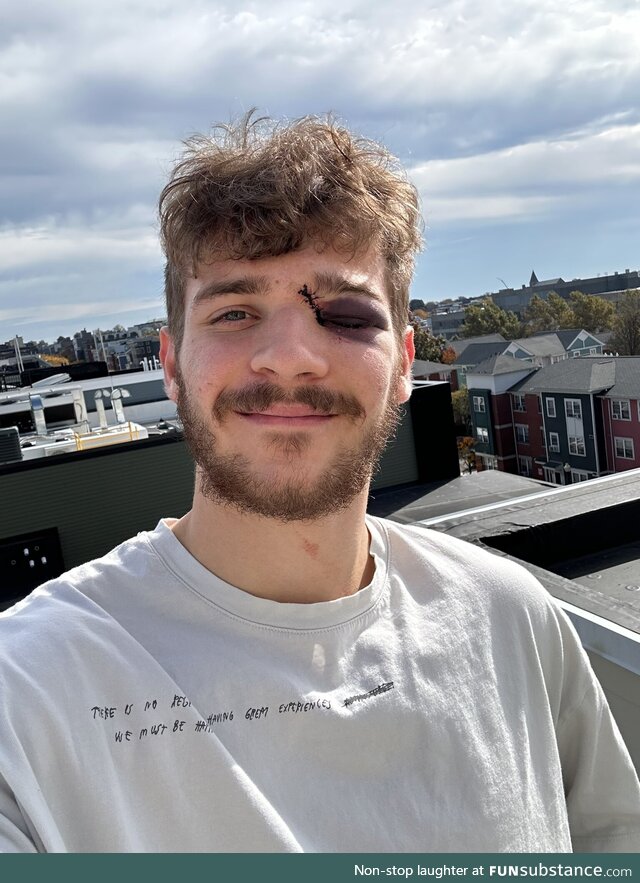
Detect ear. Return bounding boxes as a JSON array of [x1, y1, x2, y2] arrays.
[[159, 326, 179, 402], [395, 325, 415, 404]]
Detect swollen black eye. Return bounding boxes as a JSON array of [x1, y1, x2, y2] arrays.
[[321, 315, 372, 330]]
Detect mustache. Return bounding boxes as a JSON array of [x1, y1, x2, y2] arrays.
[[212, 383, 365, 421]]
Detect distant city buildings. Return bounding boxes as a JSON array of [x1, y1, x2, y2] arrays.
[[492, 268, 640, 318], [423, 266, 640, 339], [1, 319, 166, 388]]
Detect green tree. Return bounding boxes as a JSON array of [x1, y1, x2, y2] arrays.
[[610, 290, 640, 355], [568, 291, 615, 333], [411, 321, 451, 362], [523, 295, 557, 333], [524, 292, 575, 333], [451, 389, 471, 432], [461, 298, 521, 338]]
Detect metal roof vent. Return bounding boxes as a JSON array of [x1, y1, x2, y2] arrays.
[[0, 427, 22, 464], [29, 394, 47, 436]]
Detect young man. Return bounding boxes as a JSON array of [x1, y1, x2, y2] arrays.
[[0, 115, 639, 853]]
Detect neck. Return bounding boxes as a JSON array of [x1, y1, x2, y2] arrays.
[[170, 489, 375, 604]]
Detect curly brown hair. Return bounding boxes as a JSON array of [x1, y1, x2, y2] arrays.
[[159, 112, 422, 347]]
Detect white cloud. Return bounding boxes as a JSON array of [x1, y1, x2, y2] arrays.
[[0, 295, 164, 326], [412, 123, 640, 223], [0, 222, 160, 274], [2, 0, 640, 338]]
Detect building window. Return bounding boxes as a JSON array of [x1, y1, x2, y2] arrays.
[[572, 471, 589, 482], [615, 437, 634, 459], [611, 400, 631, 421], [512, 394, 525, 413], [565, 399, 582, 420], [568, 436, 586, 456], [515, 424, 529, 445], [518, 456, 532, 476], [472, 395, 485, 413], [546, 398, 556, 418], [548, 432, 560, 453], [543, 467, 562, 485], [476, 427, 489, 444]]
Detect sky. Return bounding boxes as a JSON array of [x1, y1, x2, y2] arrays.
[[1, 0, 640, 343]]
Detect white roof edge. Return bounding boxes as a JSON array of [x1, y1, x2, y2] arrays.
[[559, 599, 640, 675]]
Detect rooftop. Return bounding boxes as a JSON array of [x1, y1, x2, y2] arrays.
[[468, 353, 533, 376], [510, 358, 616, 394]]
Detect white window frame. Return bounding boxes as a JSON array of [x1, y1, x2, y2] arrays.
[[543, 467, 561, 485], [614, 437, 634, 459], [548, 432, 560, 453], [611, 399, 631, 421], [512, 394, 525, 413], [518, 456, 532, 476], [472, 395, 485, 413], [565, 399, 582, 420], [568, 436, 586, 456], [515, 424, 529, 445], [476, 427, 489, 444], [546, 398, 556, 418], [572, 470, 589, 483]]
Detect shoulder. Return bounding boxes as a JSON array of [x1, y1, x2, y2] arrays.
[[371, 515, 553, 611], [0, 524, 164, 666], [371, 515, 595, 711], [371, 518, 609, 736]]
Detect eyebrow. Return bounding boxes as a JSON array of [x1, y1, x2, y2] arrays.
[[191, 275, 271, 308], [190, 269, 383, 308], [312, 271, 384, 303]]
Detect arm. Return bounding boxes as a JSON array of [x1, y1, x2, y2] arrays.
[[554, 614, 640, 852], [0, 774, 39, 853]]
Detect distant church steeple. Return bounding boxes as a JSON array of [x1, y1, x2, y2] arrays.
[[529, 270, 539, 287]]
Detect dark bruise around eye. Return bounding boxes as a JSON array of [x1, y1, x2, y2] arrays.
[[320, 299, 389, 331], [298, 285, 388, 332]]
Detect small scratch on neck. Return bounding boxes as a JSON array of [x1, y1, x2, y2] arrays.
[[302, 538, 319, 559]]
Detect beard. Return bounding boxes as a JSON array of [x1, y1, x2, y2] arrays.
[[175, 366, 402, 523]]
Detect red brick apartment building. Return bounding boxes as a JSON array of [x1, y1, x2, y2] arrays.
[[468, 356, 640, 484]]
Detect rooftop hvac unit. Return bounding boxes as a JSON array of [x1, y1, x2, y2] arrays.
[[0, 426, 22, 464]]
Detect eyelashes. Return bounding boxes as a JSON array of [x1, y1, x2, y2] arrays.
[[297, 285, 389, 333], [317, 312, 378, 331], [315, 304, 389, 334], [208, 297, 389, 334]]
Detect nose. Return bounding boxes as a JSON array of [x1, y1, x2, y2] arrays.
[[250, 306, 330, 382]]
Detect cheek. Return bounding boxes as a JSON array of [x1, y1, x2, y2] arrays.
[[357, 348, 398, 398], [180, 336, 242, 395]]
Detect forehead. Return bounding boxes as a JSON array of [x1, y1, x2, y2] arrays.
[[184, 244, 392, 305]]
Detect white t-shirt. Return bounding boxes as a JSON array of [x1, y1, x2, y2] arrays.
[[0, 517, 638, 853]]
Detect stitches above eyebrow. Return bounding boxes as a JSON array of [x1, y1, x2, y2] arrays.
[[298, 284, 326, 326]]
